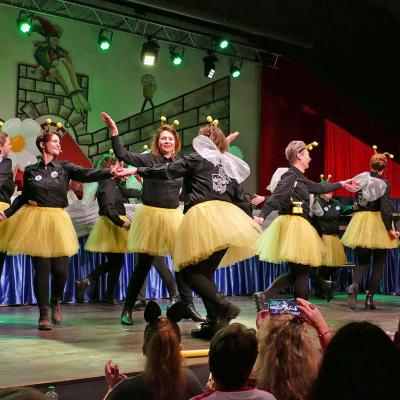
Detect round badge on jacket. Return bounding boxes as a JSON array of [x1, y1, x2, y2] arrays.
[[35, 175, 42, 181], [51, 171, 59, 179]]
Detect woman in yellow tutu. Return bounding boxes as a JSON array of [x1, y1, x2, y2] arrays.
[[0, 122, 122, 330], [0, 130, 15, 280], [105, 112, 204, 325], [75, 150, 140, 304], [342, 148, 400, 310], [254, 140, 357, 311], [124, 117, 261, 340], [310, 174, 355, 301]]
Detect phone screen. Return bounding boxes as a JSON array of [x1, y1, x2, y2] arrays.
[[268, 299, 302, 316]]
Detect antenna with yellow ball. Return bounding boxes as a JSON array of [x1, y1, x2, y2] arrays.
[[305, 141, 318, 151]]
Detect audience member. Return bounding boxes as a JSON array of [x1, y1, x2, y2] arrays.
[[191, 323, 276, 400], [104, 301, 203, 400], [309, 321, 400, 400]]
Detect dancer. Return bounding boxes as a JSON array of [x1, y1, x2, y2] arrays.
[[0, 131, 15, 279], [342, 147, 399, 310], [253, 140, 358, 311], [124, 116, 261, 339], [105, 112, 204, 325], [310, 174, 355, 301], [75, 151, 140, 304], [0, 124, 124, 330]]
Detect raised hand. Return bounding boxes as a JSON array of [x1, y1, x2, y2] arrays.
[[226, 131, 240, 144], [104, 360, 127, 389], [101, 112, 119, 136], [113, 167, 137, 179]]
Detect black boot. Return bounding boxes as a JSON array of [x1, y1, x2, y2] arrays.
[[365, 293, 376, 310], [50, 298, 62, 325], [132, 299, 146, 310], [191, 319, 219, 340], [253, 291, 270, 313], [191, 300, 218, 339], [75, 278, 90, 303], [120, 304, 133, 325], [38, 305, 52, 331], [215, 294, 240, 326], [347, 283, 359, 310], [321, 280, 335, 303], [182, 302, 206, 322]]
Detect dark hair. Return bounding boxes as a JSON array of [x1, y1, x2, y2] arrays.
[[198, 125, 228, 153], [151, 124, 181, 159], [143, 317, 185, 400], [209, 323, 258, 390], [370, 153, 387, 172], [36, 131, 61, 153], [310, 321, 400, 400], [0, 132, 8, 146], [0, 387, 46, 400]]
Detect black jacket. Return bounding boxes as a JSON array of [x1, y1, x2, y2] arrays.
[[0, 157, 15, 204], [259, 166, 342, 222]]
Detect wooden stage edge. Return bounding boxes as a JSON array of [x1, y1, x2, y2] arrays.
[[0, 295, 399, 391]]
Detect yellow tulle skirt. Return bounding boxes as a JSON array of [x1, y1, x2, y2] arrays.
[[0, 204, 79, 257], [341, 211, 399, 249], [0, 202, 9, 211], [257, 215, 323, 267], [128, 205, 183, 256], [321, 234, 347, 267], [173, 200, 261, 270], [85, 216, 129, 253]]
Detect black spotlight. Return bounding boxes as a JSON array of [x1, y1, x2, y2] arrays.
[[203, 53, 218, 78], [141, 37, 160, 66]]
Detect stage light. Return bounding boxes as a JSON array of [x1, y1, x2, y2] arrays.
[[16, 11, 33, 34], [98, 29, 113, 51], [170, 46, 184, 67], [230, 60, 243, 78], [217, 38, 229, 50], [141, 37, 160, 66], [203, 53, 218, 78]]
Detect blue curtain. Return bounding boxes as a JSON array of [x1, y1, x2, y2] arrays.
[[1, 235, 399, 305]]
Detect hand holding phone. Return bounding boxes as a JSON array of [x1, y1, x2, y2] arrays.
[[268, 299, 303, 317]]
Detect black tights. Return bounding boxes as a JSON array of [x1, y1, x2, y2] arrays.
[[264, 262, 311, 300], [87, 253, 124, 299], [353, 248, 387, 294], [0, 252, 6, 280], [124, 254, 178, 307], [180, 249, 227, 319], [32, 257, 68, 305]]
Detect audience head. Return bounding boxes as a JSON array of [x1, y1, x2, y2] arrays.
[[142, 301, 185, 400], [0, 387, 46, 400], [310, 321, 399, 400], [256, 315, 320, 400], [209, 323, 258, 390]]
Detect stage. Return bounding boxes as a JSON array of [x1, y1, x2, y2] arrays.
[[0, 294, 399, 398]]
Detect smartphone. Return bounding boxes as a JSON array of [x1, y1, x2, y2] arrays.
[[268, 299, 302, 316]]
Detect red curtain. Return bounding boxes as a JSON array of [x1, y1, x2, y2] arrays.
[[259, 57, 399, 197], [324, 120, 400, 197]]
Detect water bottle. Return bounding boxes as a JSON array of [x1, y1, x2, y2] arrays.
[[44, 386, 59, 400]]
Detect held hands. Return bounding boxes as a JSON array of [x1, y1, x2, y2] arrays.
[[226, 131, 240, 144], [111, 167, 138, 179], [388, 230, 400, 240], [122, 221, 131, 231], [253, 216, 264, 225], [340, 179, 361, 192], [101, 112, 119, 136], [0, 211, 6, 221], [251, 194, 265, 206], [105, 360, 127, 390]]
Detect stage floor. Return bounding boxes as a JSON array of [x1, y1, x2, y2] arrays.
[[0, 294, 399, 389]]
